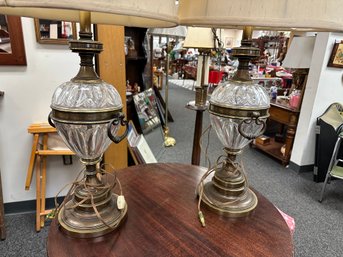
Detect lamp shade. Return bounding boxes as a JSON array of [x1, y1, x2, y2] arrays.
[[183, 27, 214, 49], [148, 26, 187, 38], [179, 0, 343, 32], [0, 0, 178, 27], [282, 36, 316, 69]]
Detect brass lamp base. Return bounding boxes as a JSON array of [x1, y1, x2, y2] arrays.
[[200, 149, 257, 217], [163, 126, 176, 147], [58, 164, 127, 238]]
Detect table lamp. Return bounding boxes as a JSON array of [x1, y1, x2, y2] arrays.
[[282, 36, 315, 109], [147, 26, 187, 147], [179, 0, 343, 218], [0, 0, 178, 238]]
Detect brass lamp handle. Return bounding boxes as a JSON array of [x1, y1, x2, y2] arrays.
[[107, 113, 128, 144], [238, 112, 266, 140], [48, 112, 56, 128]]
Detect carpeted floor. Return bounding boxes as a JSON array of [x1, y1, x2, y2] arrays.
[[1, 80, 343, 257]]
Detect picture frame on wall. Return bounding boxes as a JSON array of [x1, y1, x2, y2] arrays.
[[327, 41, 343, 68], [224, 36, 234, 49], [34, 18, 77, 45], [0, 15, 26, 65]]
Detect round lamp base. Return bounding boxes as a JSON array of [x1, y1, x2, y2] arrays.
[[201, 181, 258, 217], [58, 193, 127, 238]]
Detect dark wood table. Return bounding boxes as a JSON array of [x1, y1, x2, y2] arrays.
[[47, 163, 294, 257]]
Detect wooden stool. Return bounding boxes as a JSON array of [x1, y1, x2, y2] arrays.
[[25, 123, 75, 232]]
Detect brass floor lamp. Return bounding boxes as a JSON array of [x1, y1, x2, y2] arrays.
[[183, 27, 214, 165], [148, 27, 187, 147]]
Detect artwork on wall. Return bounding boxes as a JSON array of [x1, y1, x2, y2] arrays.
[[127, 121, 157, 165], [0, 15, 26, 65], [133, 88, 161, 134], [328, 41, 343, 68], [224, 36, 234, 48], [34, 19, 77, 44]]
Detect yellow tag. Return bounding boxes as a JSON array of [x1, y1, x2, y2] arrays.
[[117, 195, 126, 210]]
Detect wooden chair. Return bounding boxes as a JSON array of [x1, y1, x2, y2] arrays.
[[25, 123, 75, 232]]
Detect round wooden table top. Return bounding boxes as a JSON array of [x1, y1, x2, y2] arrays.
[[47, 163, 294, 257]]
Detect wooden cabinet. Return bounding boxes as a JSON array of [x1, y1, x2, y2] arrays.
[[253, 100, 300, 166]]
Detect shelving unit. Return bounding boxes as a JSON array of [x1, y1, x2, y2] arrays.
[[125, 27, 148, 91], [252, 100, 300, 166]]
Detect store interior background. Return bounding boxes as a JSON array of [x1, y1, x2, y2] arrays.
[[1, 14, 343, 226]]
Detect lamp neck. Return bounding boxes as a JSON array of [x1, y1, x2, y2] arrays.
[[231, 26, 259, 82], [79, 11, 92, 40], [69, 11, 103, 82]]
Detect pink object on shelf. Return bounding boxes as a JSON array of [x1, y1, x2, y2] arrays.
[[276, 207, 295, 236], [289, 90, 301, 109]]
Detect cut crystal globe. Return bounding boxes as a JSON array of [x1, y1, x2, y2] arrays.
[[210, 80, 270, 150], [51, 80, 123, 163]]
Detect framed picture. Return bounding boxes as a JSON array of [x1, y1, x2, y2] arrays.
[[224, 37, 234, 49], [127, 121, 157, 165], [328, 42, 343, 68], [127, 121, 139, 148], [0, 15, 26, 65], [133, 88, 161, 134], [34, 19, 77, 45]]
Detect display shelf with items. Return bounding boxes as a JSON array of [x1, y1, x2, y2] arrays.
[[124, 27, 148, 135], [253, 99, 300, 166], [124, 27, 147, 92]]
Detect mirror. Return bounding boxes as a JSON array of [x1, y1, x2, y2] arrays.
[[0, 15, 26, 65]]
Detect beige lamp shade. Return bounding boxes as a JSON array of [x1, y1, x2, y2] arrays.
[[179, 0, 343, 31], [283, 36, 316, 69], [148, 26, 187, 38], [0, 0, 178, 27], [183, 27, 214, 49]]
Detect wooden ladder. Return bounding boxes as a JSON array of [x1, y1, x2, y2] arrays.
[[25, 123, 75, 232]]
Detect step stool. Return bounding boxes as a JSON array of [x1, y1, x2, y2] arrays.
[[319, 132, 343, 202], [25, 123, 75, 232]]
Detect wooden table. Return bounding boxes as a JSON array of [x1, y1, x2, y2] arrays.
[[253, 100, 300, 165], [47, 163, 294, 257]]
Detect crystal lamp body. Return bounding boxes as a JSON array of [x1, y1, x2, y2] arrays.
[[200, 32, 270, 217], [210, 80, 270, 150], [51, 80, 122, 163]]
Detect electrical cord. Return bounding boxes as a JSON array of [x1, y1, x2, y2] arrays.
[[197, 125, 250, 227], [51, 163, 126, 229]]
